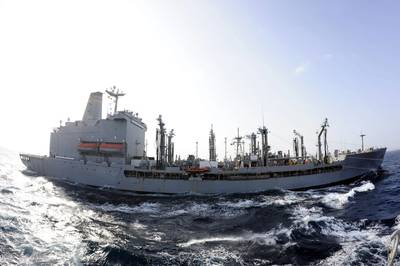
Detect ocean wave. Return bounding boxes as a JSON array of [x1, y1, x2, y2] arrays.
[[217, 199, 259, 209], [1, 148, 398, 266], [289, 203, 391, 265], [317, 223, 389, 266], [291, 205, 332, 227], [321, 181, 375, 209], [161, 202, 244, 218], [92, 202, 161, 214], [176, 246, 244, 266], [178, 229, 288, 248], [216, 193, 306, 210]]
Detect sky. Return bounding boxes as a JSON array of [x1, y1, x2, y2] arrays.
[[0, 0, 399, 159]]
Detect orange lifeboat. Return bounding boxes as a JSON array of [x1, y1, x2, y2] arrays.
[[99, 143, 125, 154], [185, 167, 209, 174], [77, 142, 98, 152]]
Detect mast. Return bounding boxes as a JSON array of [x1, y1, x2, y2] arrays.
[[156, 115, 166, 168], [324, 126, 328, 162], [167, 129, 175, 164], [360, 133, 366, 151], [294, 130, 305, 160], [317, 118, 329, 163], [258, 126, 269, 166], [106, 86, 125, 114], [246, 133, 257, 155], [224, 137, 227, 161], [231, 128, 243, 159], [209, 125, 216, 161], [293, 137, 299, 159]]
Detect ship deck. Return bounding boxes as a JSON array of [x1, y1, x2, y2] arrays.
[[124, 164, 344, 181]]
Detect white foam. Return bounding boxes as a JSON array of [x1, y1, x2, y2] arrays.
[[272, 193, 307, 206], [130, 220, 147, 230], [217, 199, 258, 208], [289, 200, 392, 265], [187, 203, 212, 215], [317, 223, 389, 266], [163, 209, 188, 217], [178, 231, 279, 248], [93, 202, 160, 214], [322, 181, 375, 209], [187, 202, 242, 218], [217, 193, 305, 210], [176, 246, 244, 266], [146, 231, 165, 242], [162, 202, 243, 218], [292, 205, 330, 224], [393, 215, 400, 231]]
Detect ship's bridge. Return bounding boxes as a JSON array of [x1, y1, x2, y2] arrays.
[[107, 110, 147, 131]]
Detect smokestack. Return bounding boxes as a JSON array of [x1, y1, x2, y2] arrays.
[[82, 92, 103, 121]]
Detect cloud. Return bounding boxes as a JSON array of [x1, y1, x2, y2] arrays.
[[294, 62, 309, 75]]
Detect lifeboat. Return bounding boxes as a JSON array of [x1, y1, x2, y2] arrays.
[[99, 143, 125, 154], [77, 142, 98, 152], [185, 167, 209, 174]]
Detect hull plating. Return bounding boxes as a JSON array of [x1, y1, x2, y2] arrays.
[[20, 148, 386, 194]]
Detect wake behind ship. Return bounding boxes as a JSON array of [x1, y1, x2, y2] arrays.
[[20, 88, 386, 194]]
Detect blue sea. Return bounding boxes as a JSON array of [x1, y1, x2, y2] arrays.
[[0, 147, 399, 265]]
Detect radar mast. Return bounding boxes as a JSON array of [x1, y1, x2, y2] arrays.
[[106, 86, 125, 114]]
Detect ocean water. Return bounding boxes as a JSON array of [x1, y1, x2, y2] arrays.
[[0, 148, 400, 266]]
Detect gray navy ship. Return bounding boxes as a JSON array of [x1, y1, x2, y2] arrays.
[[20, 88, 386, 194]]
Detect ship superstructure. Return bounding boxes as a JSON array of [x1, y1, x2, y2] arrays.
[[20, 89, 386, 194], [49, 88, 146, 166]]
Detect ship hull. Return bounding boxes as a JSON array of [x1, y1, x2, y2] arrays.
[[20, 148, 386, 194]]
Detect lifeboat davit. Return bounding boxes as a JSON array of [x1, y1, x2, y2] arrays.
[[99, 143, 125, 154]]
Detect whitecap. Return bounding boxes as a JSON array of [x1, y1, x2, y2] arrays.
[[217, 199, 257, 209], [146, 231, 165, 242], [317, 223, 389, 266], [178, 231, 280, 248], [130, 220, 147, 230], [163, 209, 188, 217], [322, 181, 375, 209], [177, 246, 244, 266], [92, 202, 160, 214], [217, 193, 305, 210], [289, 202, 390, 265]]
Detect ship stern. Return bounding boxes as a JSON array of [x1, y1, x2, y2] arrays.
[[19, 153, 46, 175]]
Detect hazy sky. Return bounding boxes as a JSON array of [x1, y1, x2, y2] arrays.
[[0, 0, 399, 159]]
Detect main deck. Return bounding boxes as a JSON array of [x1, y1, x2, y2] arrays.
[[124, 164, 344, 181]]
